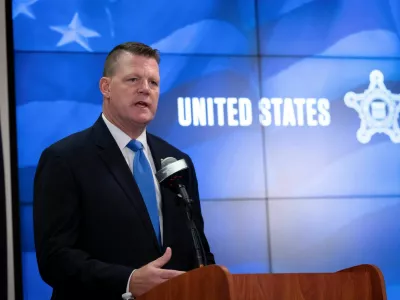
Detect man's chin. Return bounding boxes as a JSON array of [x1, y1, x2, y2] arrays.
[[131, 116, 154, 127]]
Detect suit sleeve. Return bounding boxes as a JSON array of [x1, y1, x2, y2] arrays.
[[33, 147, 133, 294], [185, 156, 216, 265]]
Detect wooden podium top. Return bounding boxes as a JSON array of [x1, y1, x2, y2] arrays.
[[137, 264, 387, 300]]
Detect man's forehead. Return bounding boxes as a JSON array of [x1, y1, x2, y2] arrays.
[[114, 53, 159, 75], [119, 52, 158, 66]]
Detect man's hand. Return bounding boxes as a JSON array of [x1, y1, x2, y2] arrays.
[[129, 247, 185, 297]]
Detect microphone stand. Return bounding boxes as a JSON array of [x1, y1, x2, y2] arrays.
[[176, 183, 207, 268]]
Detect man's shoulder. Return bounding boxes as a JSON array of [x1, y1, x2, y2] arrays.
[[148, 133, 190, 160], [42, 126, 94, 159]]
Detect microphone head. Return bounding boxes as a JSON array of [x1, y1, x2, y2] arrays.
[[156, 157, 188, 184], [160, 157, 177, 168]]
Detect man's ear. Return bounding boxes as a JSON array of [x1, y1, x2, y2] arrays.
[[99, 77, 111, 98]]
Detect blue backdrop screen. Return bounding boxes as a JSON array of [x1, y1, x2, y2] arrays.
[[258, 0, 400, 57], [11, 0, 400, 299], [13, 0, 257, 54], [261, 57, 400, 198]]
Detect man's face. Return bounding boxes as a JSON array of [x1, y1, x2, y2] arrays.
[[103, 52, 160, 127]]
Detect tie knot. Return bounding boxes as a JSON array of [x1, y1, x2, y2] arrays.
[[127, 140, 143, 152]]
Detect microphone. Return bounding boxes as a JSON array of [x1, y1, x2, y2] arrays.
[[155, 157, 191, 203], [156, 157, 188, 183], [155, 157, 207, 268]]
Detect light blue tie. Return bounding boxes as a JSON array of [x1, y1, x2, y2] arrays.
[[127, 140, 161, 246]]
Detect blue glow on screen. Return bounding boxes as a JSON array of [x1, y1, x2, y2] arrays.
[[261, 57, 400, 198], [258, 0, 400, 57]]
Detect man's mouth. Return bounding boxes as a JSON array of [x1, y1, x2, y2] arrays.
[[135, 101, 149, 108]]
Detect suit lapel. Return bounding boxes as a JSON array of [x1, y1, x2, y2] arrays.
[[91, 116, 161, 252]]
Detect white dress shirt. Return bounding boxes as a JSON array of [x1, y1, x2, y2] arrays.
[[101, 113, 163, 294]]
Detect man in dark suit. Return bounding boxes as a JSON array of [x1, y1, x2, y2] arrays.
[[33, 42, 215, 300]]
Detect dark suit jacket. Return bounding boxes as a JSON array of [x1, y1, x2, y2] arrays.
[[33, 115, 215, 300]]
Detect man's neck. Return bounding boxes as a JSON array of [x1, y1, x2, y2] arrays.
[[102, 112, 145, 140]]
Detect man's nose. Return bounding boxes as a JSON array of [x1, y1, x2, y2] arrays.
[[138, 79, 150, 94]]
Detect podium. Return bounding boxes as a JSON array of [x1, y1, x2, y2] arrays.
[[137, 264, 387, 300]]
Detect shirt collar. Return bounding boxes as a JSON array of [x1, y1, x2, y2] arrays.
[[102, 113, 148, 151]]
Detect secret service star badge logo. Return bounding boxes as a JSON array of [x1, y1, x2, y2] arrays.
[[344, 70, 400, 144]]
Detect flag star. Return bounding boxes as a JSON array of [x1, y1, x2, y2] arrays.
[[12, 0, 38, 19], [49, 13, 101, 52]]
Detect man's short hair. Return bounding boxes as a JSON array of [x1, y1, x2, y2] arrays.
[[102, 42, 160, 77]]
